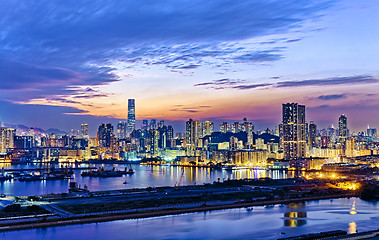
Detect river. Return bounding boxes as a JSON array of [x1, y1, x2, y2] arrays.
[[1, 198, 378, 240]]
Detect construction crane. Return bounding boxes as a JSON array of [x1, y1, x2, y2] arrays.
[[175, 169, 185, 188]]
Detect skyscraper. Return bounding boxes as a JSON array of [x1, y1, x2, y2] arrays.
[[367, 126, 377, 138], [186, 119, 202, 156], [127, 99, 136, 134], [98, 124, 115, 148], [282, 103, 306, 160], [338, 114, 348, 147], [150, 119, 156, 130], [150, 129, 159, 156], [308, 121, 317, 148], [142, 119, 148, 131], [167, 125, 174, 148], [202, 120, 214, 137], [0, 128, 15, 153], [81, 124, 89, 140], [231, 122, 239, 133], [158, 120, 165, 129], [116, 121, 127, 139], [220, 122, 228, 133], [242, 118, 254, 147]]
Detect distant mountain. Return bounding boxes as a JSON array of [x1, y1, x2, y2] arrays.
[[15, 125, 29, 131], [255, 133, 279, 144], [45, 128, 68, 135], [204, 132, 279, 144], [2, 123, 67, 135]]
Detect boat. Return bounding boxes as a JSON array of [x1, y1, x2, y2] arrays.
[[44, 173, 73, 180], [222, 165, 248, 171], [81, 167, 130, 177], [123, 181, 127, 184], [0, 175, 12, 181], [18, 174, 43, 182]]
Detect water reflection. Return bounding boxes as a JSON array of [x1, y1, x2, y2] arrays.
[[0, 164, 290, 196], [350, 200, 357, 215], [1, 198, 378, 240], [348, 222, 357, 234], [284, 202, 307, 227]]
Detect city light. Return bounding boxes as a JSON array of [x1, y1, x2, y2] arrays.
[[0, 1, 379, 239]]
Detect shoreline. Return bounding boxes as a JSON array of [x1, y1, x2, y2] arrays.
[[0, 193, 354, 232]]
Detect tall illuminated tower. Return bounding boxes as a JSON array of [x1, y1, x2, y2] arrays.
[[202, 120, 214, 137], [116, 121, 127, 139], [186, 119, 201, 156], [220, 122, 228, 133], [338, 114, 348, 147], [308, 121, 317, 148], [127, 99, 135, 134], [0, 128, 15, 153], [81, 124, 89, 140], [282, 103, 306, 160], [97, 124, 114, 148]]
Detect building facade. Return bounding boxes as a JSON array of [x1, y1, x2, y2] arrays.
[[338, 114, 348, 148], [127, 99, 136, 134], [0, 127, 15, 153], [282, 103, 306, 160], [309, 121, 317, 148]]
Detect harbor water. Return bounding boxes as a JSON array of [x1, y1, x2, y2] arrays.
[[0, 163, 296, 196]]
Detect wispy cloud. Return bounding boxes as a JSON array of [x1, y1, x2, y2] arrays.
[[169, 105, 211, 113], [194, 78, 247, 89], [316, 94, 346, 100], [285, 38, 302, 43], [232, 83, 273, 90], [0, 0, 334, 103], [195, 75, 378, 91], [276, 75, 377, 88], [233, 50, 284, 63]]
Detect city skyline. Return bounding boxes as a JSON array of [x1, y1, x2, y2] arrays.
[[1, 101, 376, 164], [0, 2, 378, 238], [0, 105, 376, 137], [0, 1, 379, 132]]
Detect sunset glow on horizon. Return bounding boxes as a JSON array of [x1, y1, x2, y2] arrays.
[[1, 0, 379, 132]]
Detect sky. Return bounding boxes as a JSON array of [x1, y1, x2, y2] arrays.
[[0, 0, 379, 135]]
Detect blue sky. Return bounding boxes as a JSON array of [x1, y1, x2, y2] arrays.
[[0, 0, 378, 134]]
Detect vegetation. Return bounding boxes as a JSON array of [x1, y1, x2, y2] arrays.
[[0, 204, 49, 218], [359, 182, 379, 201]]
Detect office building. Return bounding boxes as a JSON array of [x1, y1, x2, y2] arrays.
[[142, 119, 148, 130], [202, 120, 214, 137], [98, 124, 115, 148], [150, 119, 156, 130], [367, 126, 377, 138], [186, 119, 202, 156], [150, 129, 159, 156], [14, 136, 35, 149], [117, 121, 127, 139], [220, 122, 228, 133], [0, 127, 15, 153], [282, 103, 306, 160], [338, 114, 348, 147], [309, 121, 317, 148], [81, 124, 89, 140], [127, 99, 136, 134]]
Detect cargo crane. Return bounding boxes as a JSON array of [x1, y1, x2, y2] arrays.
[[175, 169, 185, 188]]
